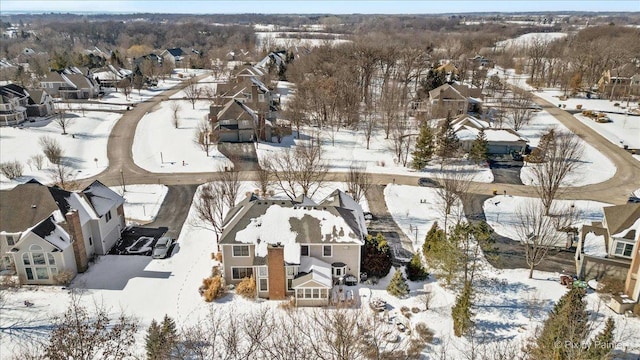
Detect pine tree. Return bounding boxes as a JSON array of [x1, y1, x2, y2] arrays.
[[411, 121, 435, 170], [586, 317, 615, 359], [422, 222, 446, 264], [452, 280, 474, 337], [145, 320, 164, 360], [161, 314, 178, 353], [528, 287, 589, 360], [406, 253, 429, 281], [387, 269, 409, 297], [469, 128, 489, 165], [436, 113, 460, 164]]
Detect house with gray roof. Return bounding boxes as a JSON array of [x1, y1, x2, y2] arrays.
[[576, 203, 640, 312], [218, 189, 366, 306], [0, 180, 125, 284]]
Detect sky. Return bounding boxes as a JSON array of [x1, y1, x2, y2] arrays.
[[2, 1, 639, 15]]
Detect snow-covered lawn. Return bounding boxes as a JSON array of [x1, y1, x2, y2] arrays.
[[0, 111, 120, 189], [518, 110, 617, 186], [535, 89, 640, 150], [132, 98, 232, 173], [110, 185, 168, 225], [255, 31, 350, 48], [483, 194, 611, 244], [256, 127, 494, 183], [495, 32, 567, 49]]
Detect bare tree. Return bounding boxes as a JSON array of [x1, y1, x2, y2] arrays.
[[505, 89, 534, 131], [192, 182, 226, 241], [218, 164, 240, 209], [515, 200, 574, 279], [264, 141, 328, 200], [39, 136, 63, 165], [170, 101, 181, 129], [434, 166, 474, 233], [528, 128, 584, 215], [361, 99, 378, 150], [184, 77, 202, 109], [45, 294, 138, 360], [50, 162, 75, 190], [254, 157, 272, 197], [53, 101, 73, 135], [346, 165, 371, 204], [388, 119, 413, 166], [193, 118, 214, 156]]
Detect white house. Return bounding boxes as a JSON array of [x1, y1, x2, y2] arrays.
[[0, 180, 125, 284]]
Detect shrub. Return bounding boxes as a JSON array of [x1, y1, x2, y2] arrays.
[[406, 253, 429, 281], [202, 275, 225, 302], [236, 275, 256, 299], [39, 136, 63, 165], [387, 269, 409, 298], [214, 252, 223, 262], [30, 154, 45, 170], [598, 277, 625, 295], [411, 307, 420, 314], [0, 160, 24, 179], [414, 322, 435, 343], [53, 270, 75, 286], [362, 233, 392, 278]]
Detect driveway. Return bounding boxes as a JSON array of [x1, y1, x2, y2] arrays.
[[489, 156, 524, 185], [217, 143, 260, 171], [143, 184, 198, 239]]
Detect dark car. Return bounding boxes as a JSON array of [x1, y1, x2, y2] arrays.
[[511, 152, 524, 161], [628, 196, 640, 204], [152, 237, 174, 259], [418, 177, 439, 187]]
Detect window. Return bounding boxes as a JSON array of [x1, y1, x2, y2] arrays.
[[305, 289, 312, 298], [233, 245, 250, 257], [25, 268, 34, 280], [323, 245, 332, 257], [89, 237, 92, 246], [23, 253, 30, 265], [33, 253, 45, 265], [258, 94, 265, 102], [35, 268, 49, 280], [259, 278, 268, 292], [301, 245, 309, 256], [105, 211, 112, 222], [47, 253, 56, 266], [6, 235, 16, 246], [23, 246, 58, 282], [232, 267, 253, 280], [335, 268, 342, 276], [258, 266, 267, 277], [287, 279, 293, 291], [312, 289, 320, 299], [286, 267, 295, 277], [614, 242, 634, 258]]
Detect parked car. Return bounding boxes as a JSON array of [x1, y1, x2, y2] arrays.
[[152, 236, 174, 259], [628, 196, 640, 204], [363, 212, 375, 221], [418, 177, 439, 187]]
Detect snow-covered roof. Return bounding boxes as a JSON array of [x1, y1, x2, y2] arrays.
[[582, 232, 607, 257], [292, 256, 333, 288], [82, 180, 124, 217], [30, 215, 72, 251]]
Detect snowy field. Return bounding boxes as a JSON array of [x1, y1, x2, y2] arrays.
[[483, 194, 611, 246], [0, 111, 120, 189], [132, 95, 232, 173], [255, 31, 350, 49], [109, 185, 168, 224], [256, 127, 494, 183], [495, 32, 567, 49], [535, 89, 640, 150]]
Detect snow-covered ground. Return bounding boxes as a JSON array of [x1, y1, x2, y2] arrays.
[[495, 32, 567, 49], [535, 89, 640, 150], [256, 127, 494, 183], [0, 111, 120, 189], [1, 183, 639, 358], [483, 194, 611, 245], [131, 96, 232, 173], [110, 185, 168, 225], [255, 31, 350, 49]]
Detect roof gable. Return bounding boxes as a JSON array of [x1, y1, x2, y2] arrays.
[[29, 215, 71, 251], [604, 203, 640, 237], [82, 180, 124, 217], [0, 183, 60, 233]]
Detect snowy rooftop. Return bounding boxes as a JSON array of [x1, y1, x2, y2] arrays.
[[582, 232, 607, 257]]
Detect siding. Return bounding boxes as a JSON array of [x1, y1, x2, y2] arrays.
[[221, 244, 255, 284]]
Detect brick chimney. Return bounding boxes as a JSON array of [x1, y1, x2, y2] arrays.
[[65, 209, 88, 273], [251, 84, 259, 107], [258, 113, 266, 141], [266, 244, 286, 300], [209, 104, 223, 125]]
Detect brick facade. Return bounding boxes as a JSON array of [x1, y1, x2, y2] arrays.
[[267, 245, 286, 300], [65, 210, 88, 273]]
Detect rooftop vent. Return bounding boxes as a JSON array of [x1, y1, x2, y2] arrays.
[[31, 204, 37, 209]]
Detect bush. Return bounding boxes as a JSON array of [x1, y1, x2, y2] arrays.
[[387, 269, 409, 298], [406, 253, 429, 281], [39, 136, 63, 165], [30, 154, 45, 170], [202, 275, 225, 302], [0, 160, 24, 179], [414, 322, 435, 343], [53, 270, 75, 286], [362, 233, 392, 278], [214, 252, 223, 262], [236, 275, 256, 299]]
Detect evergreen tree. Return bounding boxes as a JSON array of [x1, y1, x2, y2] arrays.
[[452, 280, 474, 337], [387, 268, 409, 297], [528, 287, 589, 360], [420, 69, 447, 95], [422, 222, 446, 264], [586, 317, 615, 359], [145, 320, 163, 360], [469, 128, 489, 165], [411, 121, 435, 170], [436, 113, 460, 163], [406, 253, 429, 281]]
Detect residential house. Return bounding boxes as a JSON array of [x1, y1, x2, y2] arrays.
[[210, 99, 272, 142], [0, 180, 125, 284], [40, 70, 99, 99], [0, 84, 28, 126], [429, 83, 483, 118], [93, 65, 133, 88], [218, 190, 367, 306], [575, 203, 640, 312], [451, 114, 528, 155], [26, 89, 55, 118], [597, 62, 640, 99], [161, 48, 192, 66]]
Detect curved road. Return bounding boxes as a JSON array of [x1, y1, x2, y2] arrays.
[[81, 77, 640, 205]]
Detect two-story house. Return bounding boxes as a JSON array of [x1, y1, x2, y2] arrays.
[[0, 180, 125, 284], [218, 190, 367, 306], [40, 70, 99, 99], [0, 84, 29, 126], [429, 83, 483, 118], [575, 203, 640, 312]]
